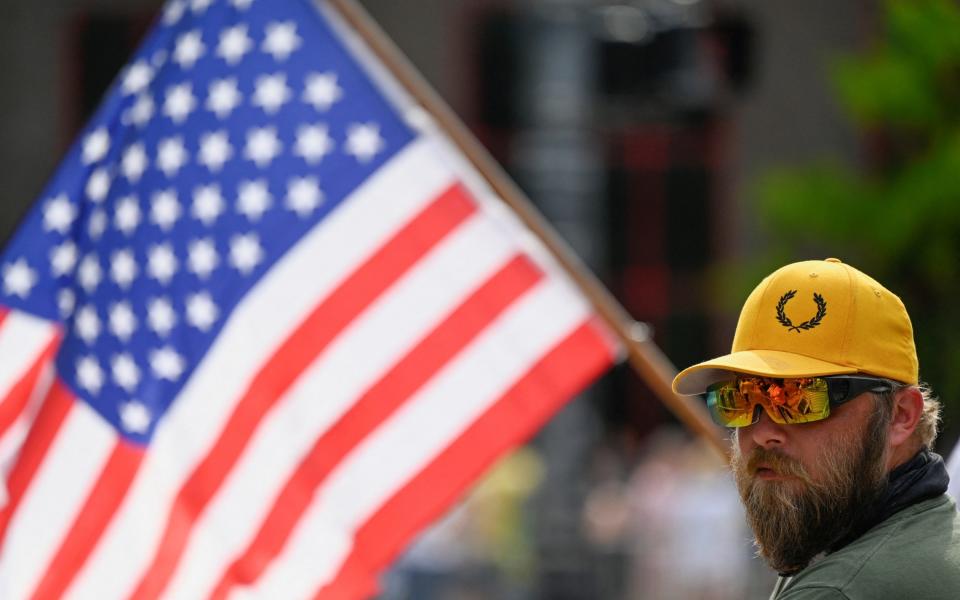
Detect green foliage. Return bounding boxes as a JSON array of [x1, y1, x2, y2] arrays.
[[834, 0, 960, 130], [752, 0, 960, 446]]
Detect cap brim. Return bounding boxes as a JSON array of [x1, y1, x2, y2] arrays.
[[672, 349, 859, 395]]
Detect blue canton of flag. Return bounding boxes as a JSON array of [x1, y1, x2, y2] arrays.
[[0, 0, 413, 444]]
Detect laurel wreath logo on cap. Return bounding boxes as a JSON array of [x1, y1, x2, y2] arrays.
[[775, 290, 827, 332]]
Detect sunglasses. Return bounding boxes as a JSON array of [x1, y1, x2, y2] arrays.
[[705, 375, 894, 427]]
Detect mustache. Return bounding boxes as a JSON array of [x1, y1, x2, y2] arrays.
[[744, 447, 813, 484]]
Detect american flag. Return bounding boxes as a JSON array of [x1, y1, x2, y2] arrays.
[[0, 0, 618, 597]]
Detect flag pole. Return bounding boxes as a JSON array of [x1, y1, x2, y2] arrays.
[[324, 0, 729, 460]]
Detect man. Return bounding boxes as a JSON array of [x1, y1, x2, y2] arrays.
[[672, 258, 960, 599]]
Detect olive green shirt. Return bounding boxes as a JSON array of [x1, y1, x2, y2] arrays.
[[771, 495, 960, 600]]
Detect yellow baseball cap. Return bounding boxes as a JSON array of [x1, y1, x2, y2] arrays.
[[672, 258, 918, 395]]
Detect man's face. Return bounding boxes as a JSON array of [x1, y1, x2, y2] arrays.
[[731, 391, 891, 573]]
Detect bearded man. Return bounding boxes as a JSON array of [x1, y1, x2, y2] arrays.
[[672, 258, 960, 599]]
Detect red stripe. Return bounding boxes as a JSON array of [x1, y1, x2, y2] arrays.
[[0, 307, 10, 330], [0, 380, 75, 544], [209, 255, 543, 598], [315, 320, 615, 600], [128, 184, 477, 600], [29, 440, 144, 600], [0, 335, 59, 440]]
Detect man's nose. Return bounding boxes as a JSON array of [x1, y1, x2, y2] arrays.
[[744, 408, 787, 448]]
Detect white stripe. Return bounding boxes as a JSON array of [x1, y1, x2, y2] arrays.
[[0, 401, 115, 599], [65, 139, 458, 598], [0, 312, 56, 413], [167, 214, 521, 598], [247, 277, 592, 598]]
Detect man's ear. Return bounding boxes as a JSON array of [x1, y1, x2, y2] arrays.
[[887, 386, 924, 448]]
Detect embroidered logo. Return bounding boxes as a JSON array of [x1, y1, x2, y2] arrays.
[[775, 290, 827, 332]]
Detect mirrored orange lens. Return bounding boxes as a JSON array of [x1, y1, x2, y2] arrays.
[[706, 377, 831, 427]]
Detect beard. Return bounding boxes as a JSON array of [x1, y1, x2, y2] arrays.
[[731, 407, 890, 574]]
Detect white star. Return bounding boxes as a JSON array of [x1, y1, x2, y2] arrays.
[[151, 189, 182, 231], [2, 259, 36, 299], [120, 401, 151, 434], [286, 176, 323, 217], [86, 168, 112, 203], [237, 179, 272, 221], [217, 24, 252, 65], [121, 143, 148, 183], [110, 249, 138, 289], [186, 292, 219, 331], [252, 73, 291, 114], [78, 254, 102, 294], [345, 123, 385, 162], [88, 210, 107, 241], [122, 60, 153, 95], [230, 0, 254, 9], [148, 243, 179, 285], [150, 346, 186, 381], [115, 195, 142, 235], [112, 353, 141, 393], [75, 305, 101, 345], [188, 238, 219, 279], [163, 83, 197, 124], [109, 301, 137, 342], [77, 356, 104, 394], [244, 126, 282, 167], [150, 191, 180, 228], [262, 21, 301, 61], [173, 30, 205, 69], [207, 78, 242, 119], [50, 241, 78, 277], [157, 136, 188, 177], [294, 124, 334, 164], [126, 94, 155, 127], [43, 194, 77, 234], [58, 289, 76, 318], [162, 0, 187, 25], [198, 130, 233, 172], [82, 128, 110, 164], [191, 0, 213, 13], [147, 297, 177, 336], [229, 233, 264, 275], [192, 184, 225, 225], [405, 107, 435, 131], [303, 72, 342, 111]]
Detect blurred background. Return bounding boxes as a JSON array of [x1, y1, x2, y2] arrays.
[[1, 0, 958, 598]]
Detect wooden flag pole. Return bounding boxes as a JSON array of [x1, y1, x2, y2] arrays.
[[325, 0, 729, 460]]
